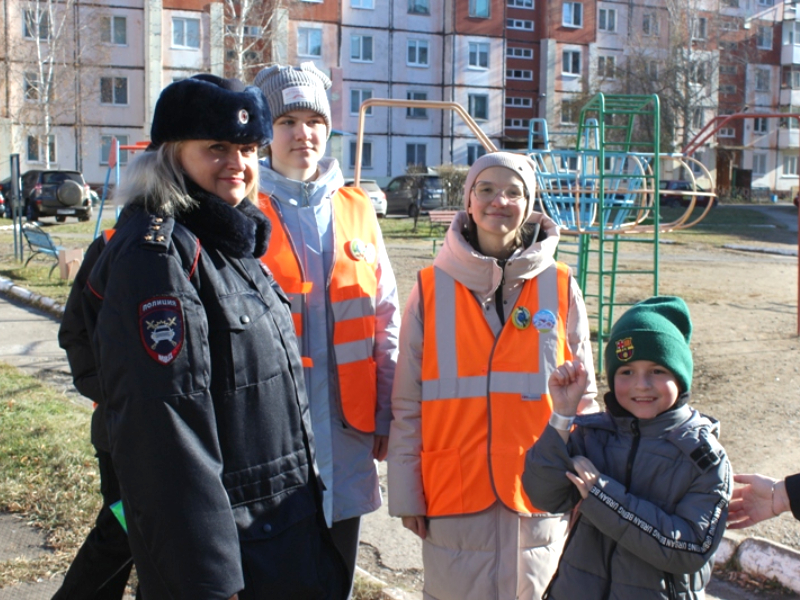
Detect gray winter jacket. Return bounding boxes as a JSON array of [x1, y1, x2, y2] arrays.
[[522, 404, 731, 600]]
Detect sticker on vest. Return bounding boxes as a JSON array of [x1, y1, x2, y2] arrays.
[[512, 306, 532, 330], [282, 86, 316, 104], [347, 238, 375, 263], [139, 296, 184, 365], [533, 309, 556, 333], [615, 337, 634, 362]]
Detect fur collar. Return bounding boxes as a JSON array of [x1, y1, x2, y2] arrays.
[[177, 179, 271, 259]]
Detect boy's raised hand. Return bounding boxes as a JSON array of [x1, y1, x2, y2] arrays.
[[548, 360, 589, 417]]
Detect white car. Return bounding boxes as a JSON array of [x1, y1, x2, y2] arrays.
[[344, 179, 387, 218]]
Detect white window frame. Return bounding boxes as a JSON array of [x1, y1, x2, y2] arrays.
[[406, 143, 427, 167], [507, 0, 533, 7], [692, 17, 707, 40], [561, 100, 577, 124], [350, 140, 373, 169], [562, 49, 581, 75], [598, 55, 615, 79], [406, 91, 428, 118], [754, 117, 768, 133], [757, 26, 773, 49], [350, 88, 373, 116], [101, 16, 127, 45], [718, 127, 735, 137], [100, 76, 128, 105], [27, 135, 56, 163], [755, 68, 770, 92], [469, 0, 490, 18], [783, 154, 798, 176], [505, 118, 529, 129], [298, 27, 322, 57], [24, 72, 41, 101], [350, 35, 374, 62], [598, 8, 616, 32], [467, 144, 487, 165], [351, 0, 374, 8], [785, 22, 800, 45], [408, 0, 430, 14], [720, 19, 738, 32], [692, 108, 704, 129], [562, 2, 583, 28], [720, 84, 736, 94], [507, 18, 534, 30], [100, 134, 129, 165], [468, 93, 489, 121], [505, 96, 533, 107], [753, 153, 767, 176], [643, 13, 659, 36], [23, 10, 50, 40], [719, 64, 737, 75], [758, 0, 774, 5], [468, 42, 489, 69], [506, 69, 533, 80], [407, 39, 429, 67], [172, 16, 200, 49], [507, 47, 533, 59]]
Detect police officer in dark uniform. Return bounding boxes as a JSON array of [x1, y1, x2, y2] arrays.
[[77, 75, 347, 600]]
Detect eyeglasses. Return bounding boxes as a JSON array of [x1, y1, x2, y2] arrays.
[[472, 184, 527, 204]]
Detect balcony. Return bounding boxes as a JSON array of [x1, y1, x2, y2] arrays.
[[779, 88, 800, 106], [781, 43, 800, 65], [778, 127, 800, 148]]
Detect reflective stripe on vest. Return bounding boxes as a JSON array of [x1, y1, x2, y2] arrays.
[[418, 262, 572, 516], [258, 188, 379, 432]]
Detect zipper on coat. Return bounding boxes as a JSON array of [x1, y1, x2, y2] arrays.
[[494, 260, 507, 326], [624, 419, 641, 490]]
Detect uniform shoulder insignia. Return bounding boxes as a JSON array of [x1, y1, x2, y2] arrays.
[[140, 214, 175, 251]]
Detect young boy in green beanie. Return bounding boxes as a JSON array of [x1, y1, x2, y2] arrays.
[[522, 296, 731, 600]]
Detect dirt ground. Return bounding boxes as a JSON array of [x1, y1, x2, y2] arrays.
[[381, 207, 800, 554]]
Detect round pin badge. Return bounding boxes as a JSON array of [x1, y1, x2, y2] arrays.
[[533, 309, 557, 333], [349, 238, 366, 261], [512, 306, 532, 330], [238, 109, 249, 124]]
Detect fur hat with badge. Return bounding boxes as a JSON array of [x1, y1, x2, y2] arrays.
[[253, 62, 333, 138], [463, 152, 538, 219], [149, 74, 272, 148], [604, 295, 694, 396]]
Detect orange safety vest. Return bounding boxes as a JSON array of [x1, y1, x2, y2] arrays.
[[418, 262, 573, 516], [258, 188, 380, 433]]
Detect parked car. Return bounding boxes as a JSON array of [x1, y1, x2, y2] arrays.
[[659, 180, 716, 208], [21, 169, 93, 222], [383, 174, 445, 217], [343, 178, 387, 218]]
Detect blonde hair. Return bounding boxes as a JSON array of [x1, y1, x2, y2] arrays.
[[114, 142, 259, 214]]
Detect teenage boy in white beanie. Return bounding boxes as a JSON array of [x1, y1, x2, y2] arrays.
[[523, 296, 731, 600], [253, 62, 400, 596], [387, 152, 598, 600]]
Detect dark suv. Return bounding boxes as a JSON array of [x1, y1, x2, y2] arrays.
[[383, 174, 445, 217], [21, 169, 93, 222], [659, 180, 716, 208]]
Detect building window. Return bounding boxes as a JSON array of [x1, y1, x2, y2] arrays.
[[785, 22, 800, 45], [406, 143, 427, 167], [468, 42, 489, 68], [642, 13, 659, 36], [409, 0, 430, 14], [506, 69, 533, 80], [692, 108, 703, 129], [172, 17, 200, 49], [783, 66, 800, 89], [719, 84, 736, 94], [469, 0, 490, 18], [100, 135, 129, 165], [754, 117, 768, 133], [507, 19, 534, 30], [689, 62, 706, 85], [756, 68, 770, 91], [753, 153, 767, 176], [468, 94, 489, 120], [718, 127, 735, 137], [562, 3, 582, 28], [407, 91, 428, 118], [722, 0, 739, 6], [298, 28, 322, 57], [101, 16, 127, 45], [561, 100, 577, 124], [23, 72, 42, 101], [351, 35, 374, 62], [783, 155, 798, 176], [506, 96, 532, 107], [351, 0, 374, 8], [507, 47, 533, 59], [720, 19, 738, 32], [407, 39, 429, 66], [100, 77, 128, 105], [562, 49, 581, 75], [719, 64, 737, 75], [349, 141, 373, 169], [508, 0, 533, 7], [23, 10, 50, 40], [598, 55, 615, 79], [758, 0, 774, 5], [505, 118, 529, 129], [468, 144, 487, 165], [598, 8, 616, 32], [27, 135, 56, 163], [757, 26, 773, 49], [350, 89, 373, 115], [692, 17, 707, 40]]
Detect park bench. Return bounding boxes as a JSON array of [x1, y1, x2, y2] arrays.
[[22, 223, 64, 278], [427, 209, 460, 254]]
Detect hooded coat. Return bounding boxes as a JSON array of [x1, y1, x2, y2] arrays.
[[387, 211, 597, 600]]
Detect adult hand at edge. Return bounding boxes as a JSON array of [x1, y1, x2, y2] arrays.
[[373, 434, 389, 462], [401, 515, 428, 540]]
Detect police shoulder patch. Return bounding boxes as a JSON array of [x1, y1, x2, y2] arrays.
[[139, 296, 184, 365]]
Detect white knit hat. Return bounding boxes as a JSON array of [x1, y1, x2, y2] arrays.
[[253, 62, 332, 138], [463, 152, 538, 218]]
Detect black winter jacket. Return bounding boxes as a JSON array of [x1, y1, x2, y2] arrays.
[[82, 192, 346, 600]]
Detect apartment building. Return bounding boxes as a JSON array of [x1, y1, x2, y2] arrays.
[[1, 0, 797, 191]]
